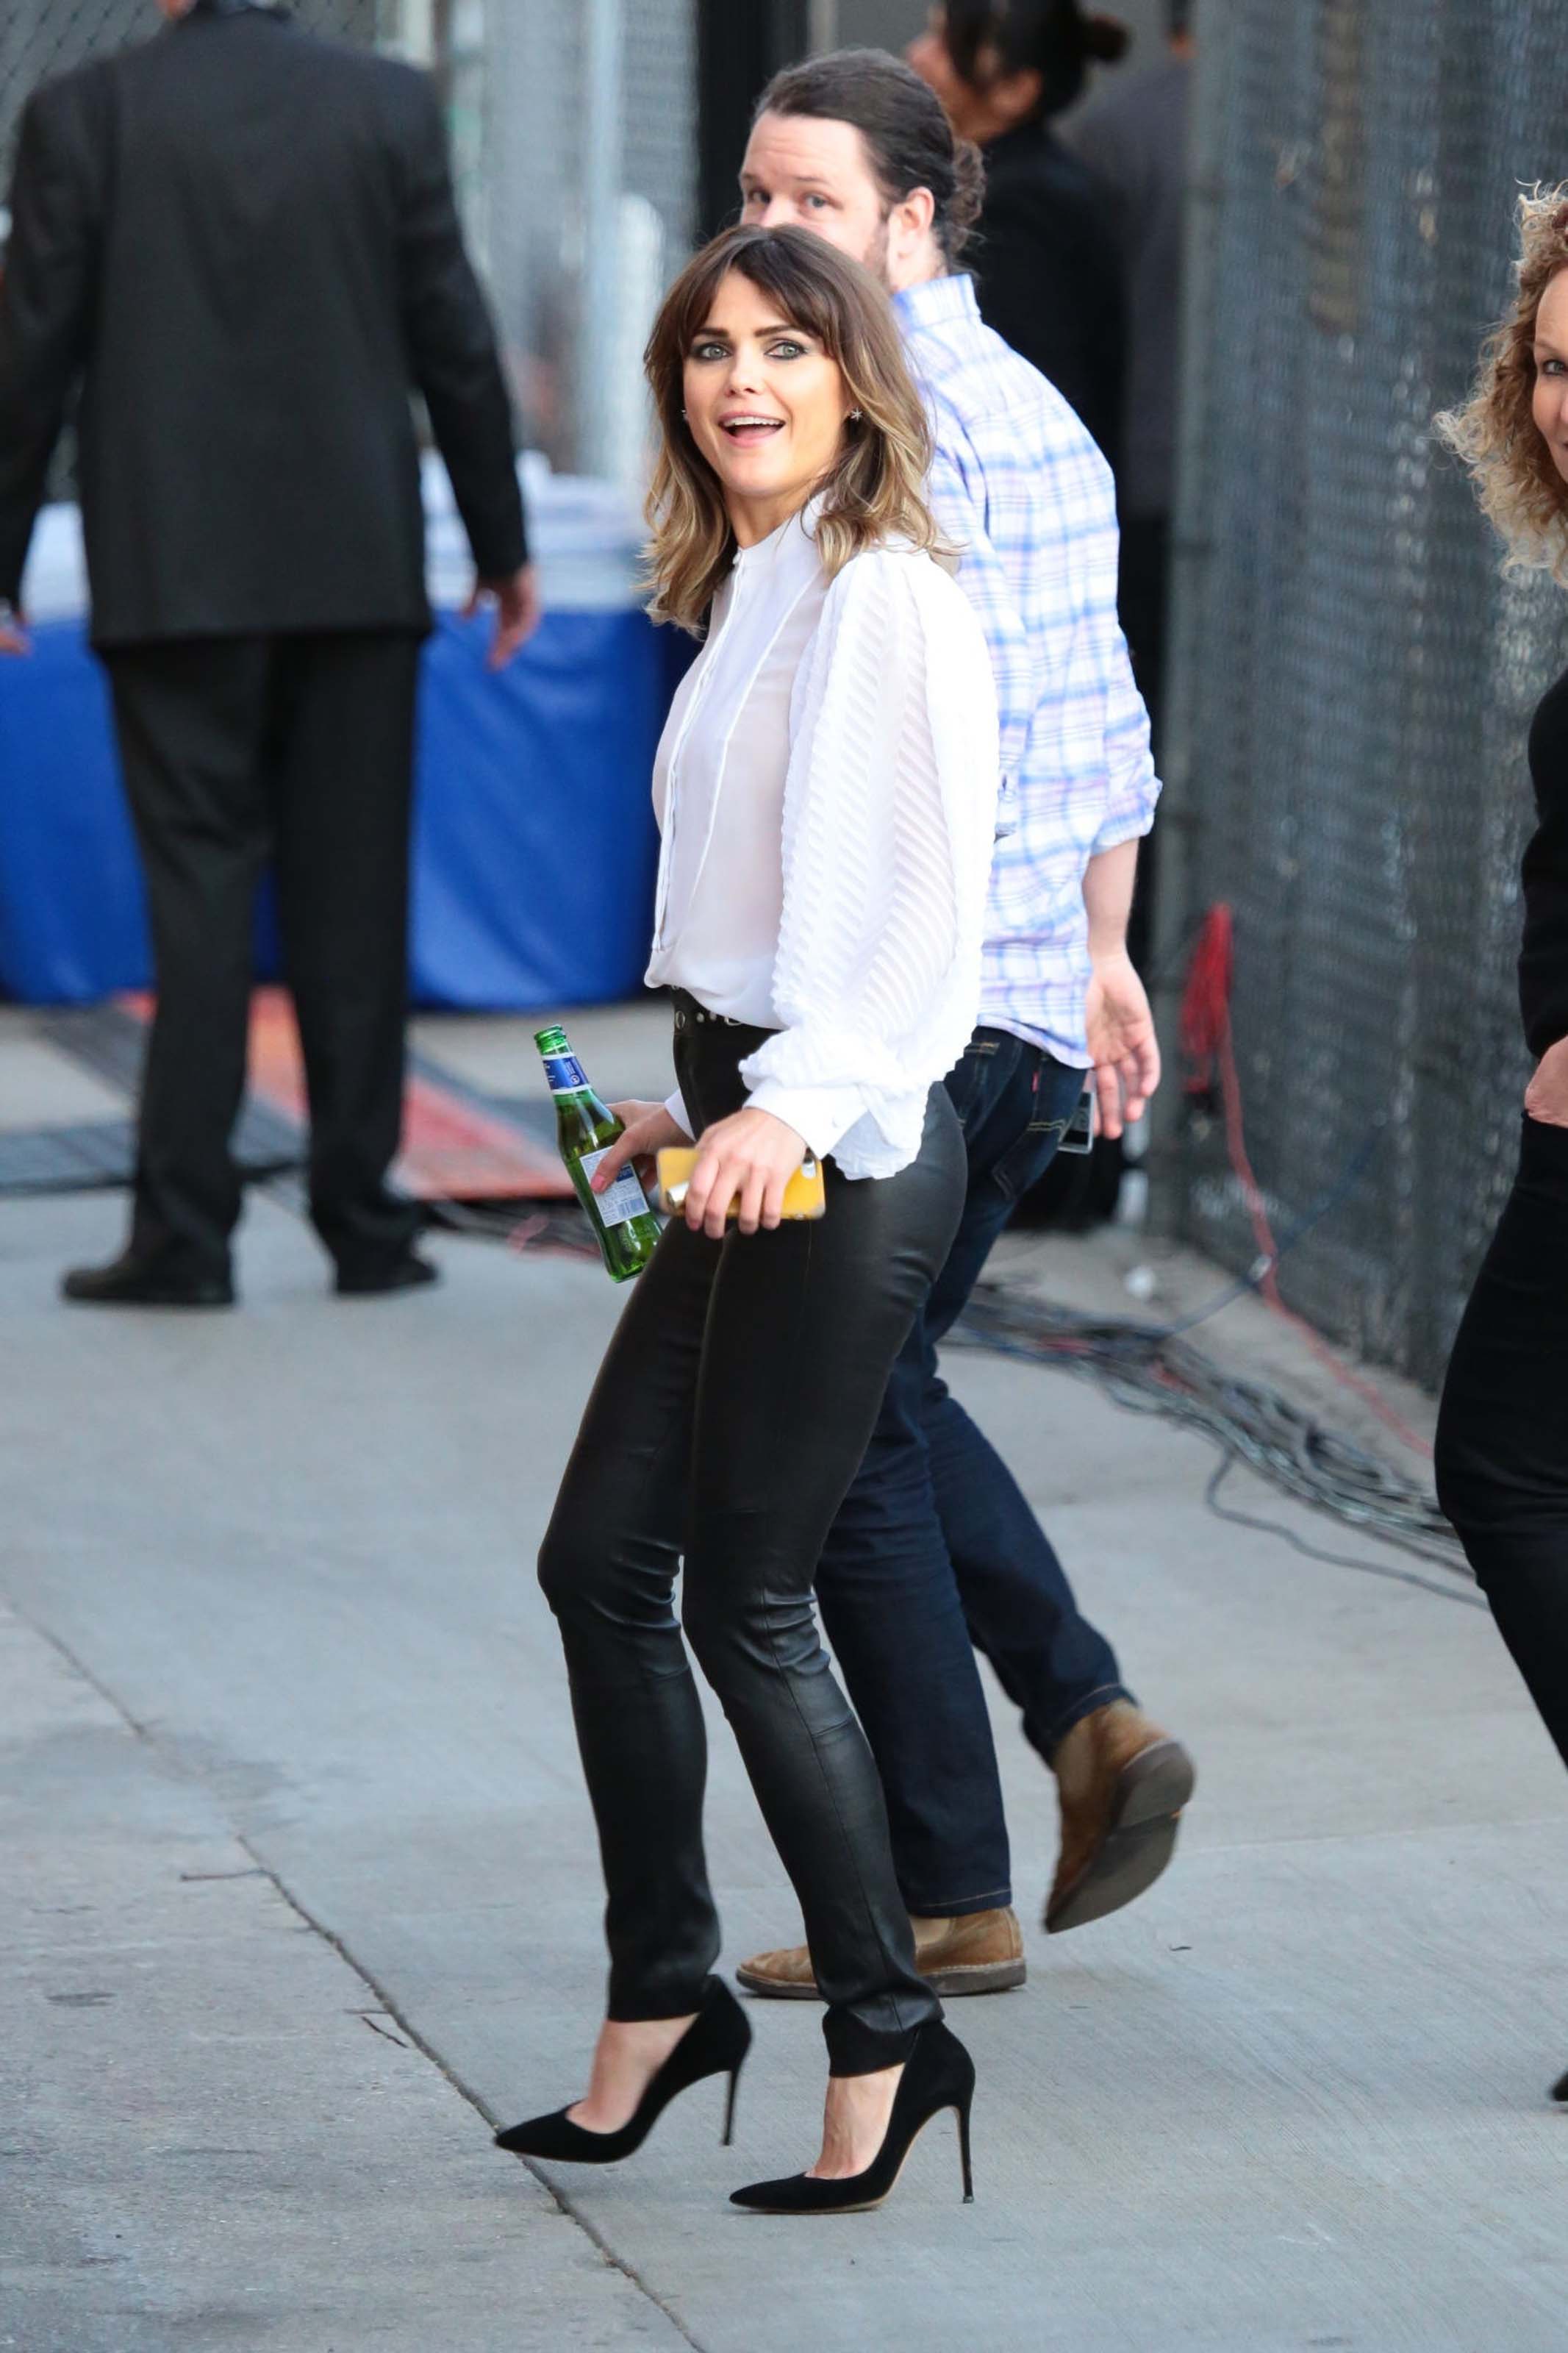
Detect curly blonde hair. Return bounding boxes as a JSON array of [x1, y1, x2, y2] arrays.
[[1433, 186, 1568, 576], [642, 225, 948, 634]]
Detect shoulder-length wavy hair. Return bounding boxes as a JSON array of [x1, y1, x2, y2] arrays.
[[642, 224, 946, 633], [1433, 187, 1568, 578]]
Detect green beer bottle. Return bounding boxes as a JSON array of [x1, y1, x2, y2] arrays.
[[534, 1025, 662, 1282]]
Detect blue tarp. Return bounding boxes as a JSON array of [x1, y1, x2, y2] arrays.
[[0, 607, 676, 1008]]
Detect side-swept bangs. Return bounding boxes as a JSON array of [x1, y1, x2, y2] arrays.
[[642, 224, 948, 632]]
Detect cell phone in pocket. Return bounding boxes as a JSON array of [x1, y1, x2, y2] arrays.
[[1056, 1083, 1095, 1155]]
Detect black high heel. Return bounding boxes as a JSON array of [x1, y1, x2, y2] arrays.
[[494, 1977, 751, 2165], [729, 2020, 975, 2215]]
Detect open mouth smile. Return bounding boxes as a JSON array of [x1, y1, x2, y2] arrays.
[[719, 416, 786, 445]]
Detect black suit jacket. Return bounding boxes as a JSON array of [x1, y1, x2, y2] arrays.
[[970, 124, 1127, 474], [0, 3, 526, 644]]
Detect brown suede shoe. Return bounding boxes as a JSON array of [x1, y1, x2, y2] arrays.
[[1045, 1701, 1195, 1935], [736, 1906, 1025, 2000]]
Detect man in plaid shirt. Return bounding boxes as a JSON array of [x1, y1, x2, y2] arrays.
[[734, 49, 1195, 2002]]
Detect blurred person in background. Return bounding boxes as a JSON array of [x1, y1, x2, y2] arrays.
[[1433, 190, 1568, 2099], [498, 225, 995, 2216], [1065, 0, 1195, 760], [721, 50, 1192, 2007], [0, 0, 536, 1309], [906, 1, 1130, 468]]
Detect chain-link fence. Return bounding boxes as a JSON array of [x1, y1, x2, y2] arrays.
[[1159, 0, 1568, 1389]]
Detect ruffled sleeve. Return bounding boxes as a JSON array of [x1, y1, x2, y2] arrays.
[[740, 549, 999, 1178]]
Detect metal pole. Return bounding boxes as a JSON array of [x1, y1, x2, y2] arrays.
[[1147, 0, 1230, 1235], [395, 0, 437, 64], [807, 0, 840, 51], [580, 0, 626, 479]]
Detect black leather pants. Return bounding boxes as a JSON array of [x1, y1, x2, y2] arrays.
[[537, 1006, 966, 2073]]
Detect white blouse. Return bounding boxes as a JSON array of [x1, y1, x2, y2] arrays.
[[646, 503, 999, 1179]]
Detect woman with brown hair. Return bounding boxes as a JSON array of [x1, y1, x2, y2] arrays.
[[1433, 188, 1568, 2095], [493, 226, 999, 2210]]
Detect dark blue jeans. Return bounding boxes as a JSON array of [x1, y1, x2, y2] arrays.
[[816, 1027, 1132, 1916]]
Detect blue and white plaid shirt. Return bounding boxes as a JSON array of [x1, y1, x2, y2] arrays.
[[895, 274, 1159, 1068]]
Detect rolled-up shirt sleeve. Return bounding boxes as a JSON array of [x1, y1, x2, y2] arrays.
[[740, 551, 1000, 1177], [1088, 570, 1159, 856], [1064, 445, 1159, 859], [925, 432, 1034, 832]]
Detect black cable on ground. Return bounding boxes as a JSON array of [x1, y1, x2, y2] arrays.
[[1202, 1454, 1486, 1610], [951, 1284, 1477, 1604]]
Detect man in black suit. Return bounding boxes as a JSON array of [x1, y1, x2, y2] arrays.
[[0, 0, 536, 1306]]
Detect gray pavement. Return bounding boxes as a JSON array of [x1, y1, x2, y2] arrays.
[[3, 1004, 1568, 2351]]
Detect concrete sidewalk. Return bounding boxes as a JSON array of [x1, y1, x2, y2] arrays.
[[3, 1004, 1567, 2351], [0, 1602, 681, 2353]]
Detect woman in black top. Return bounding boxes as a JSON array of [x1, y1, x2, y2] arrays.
[[908, 1, 1128, 466], [1434, 191, 1568, 2093]]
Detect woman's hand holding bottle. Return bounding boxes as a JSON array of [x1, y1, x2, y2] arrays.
[[590, 1101, 808, 1235], [590, 1101, 692, 1195]]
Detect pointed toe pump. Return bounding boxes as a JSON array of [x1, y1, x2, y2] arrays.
[[729, 2020, 975, 2215], [494, 1977, 751, 2165]]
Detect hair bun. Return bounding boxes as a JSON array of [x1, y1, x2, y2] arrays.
[[1081, 13, 1130, 63], [951, 138, 987, 243]]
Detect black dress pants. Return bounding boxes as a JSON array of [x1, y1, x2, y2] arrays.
[[1436, 1115, 1568, 1765], [537, 1007, 966, 2074], [103, 632, 424, 1282]]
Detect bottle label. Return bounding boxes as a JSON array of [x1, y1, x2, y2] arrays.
[[581, 1147, 651, 1230], [543, 1053, 590, 1094]]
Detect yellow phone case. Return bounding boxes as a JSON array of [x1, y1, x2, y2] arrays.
[[655, 1148, 827, 1221]]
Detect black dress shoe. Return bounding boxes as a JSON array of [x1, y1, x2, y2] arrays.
[[333, 1252, 440, 1298], [494, 1978, 751, 2165], [61, 1252, 234, 1308], [730, 2021, 975, 2215]]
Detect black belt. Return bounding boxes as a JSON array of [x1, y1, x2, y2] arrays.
[[671, 988, 752, 1030]]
